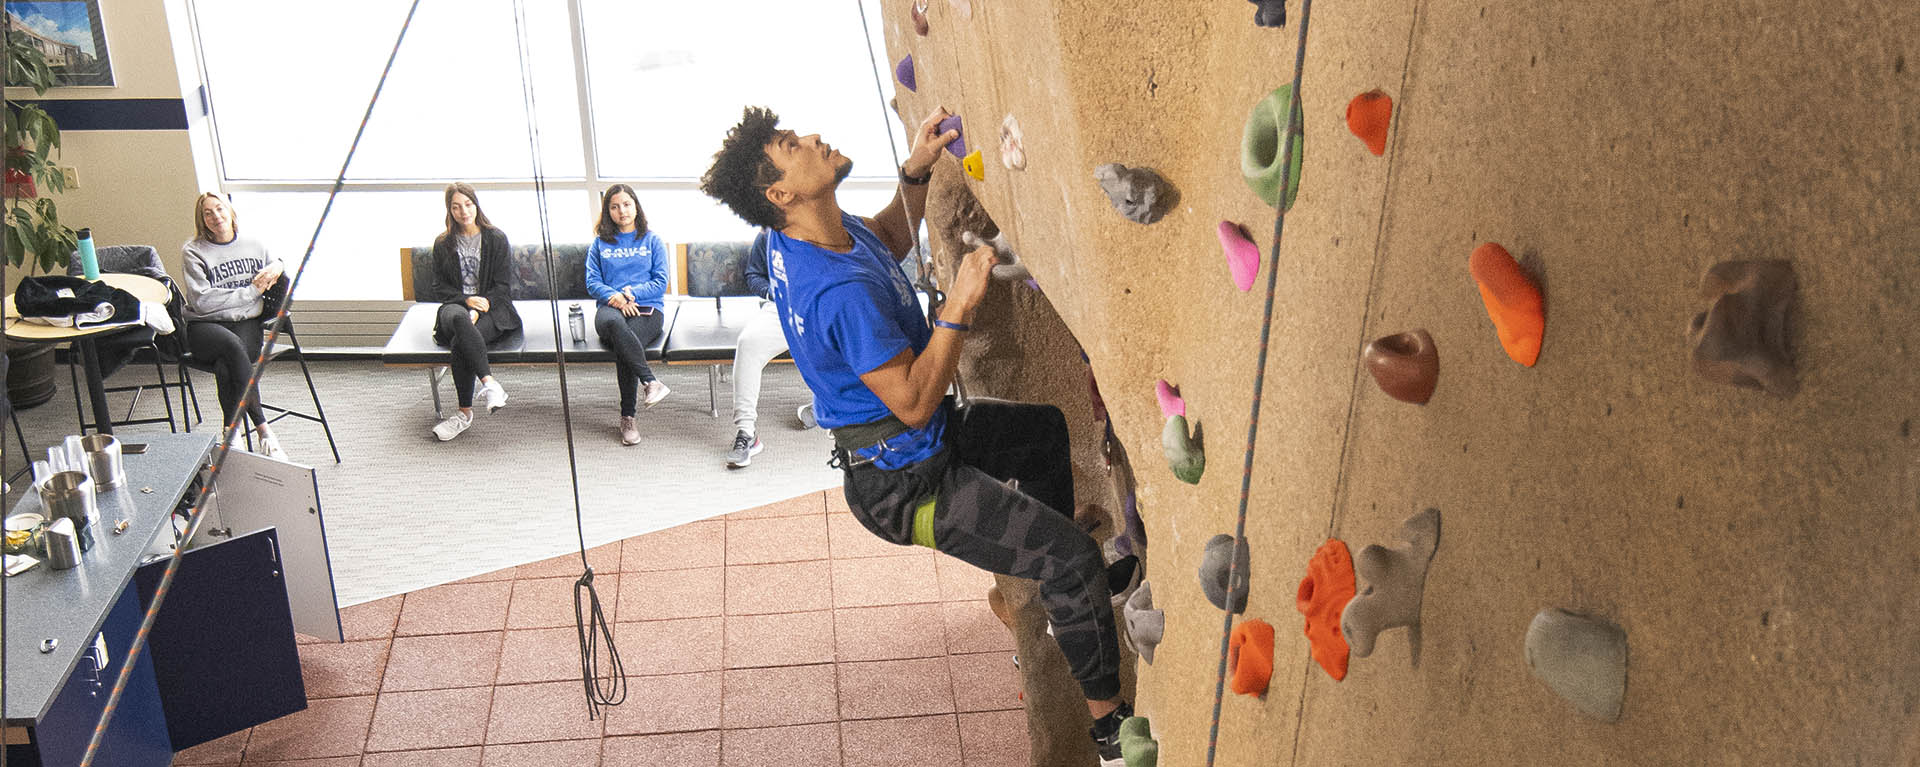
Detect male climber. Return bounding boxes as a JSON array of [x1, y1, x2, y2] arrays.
[[700, 105, 1136, 761]]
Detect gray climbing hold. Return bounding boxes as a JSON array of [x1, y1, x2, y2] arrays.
[[1161, 415, 1203, 484], [1340, 508, 1440, 657], [1198, 534, 1250, 613], [1094, 163, 1178, 225], [961, 230, 1031, 282], [1124, 581, 1164, 664], [1525, 608, 1628, 722]]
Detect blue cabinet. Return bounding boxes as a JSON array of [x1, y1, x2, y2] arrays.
[[21, 587, 174, 767]]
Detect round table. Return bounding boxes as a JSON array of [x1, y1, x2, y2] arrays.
[[5, 273, 170, 435]]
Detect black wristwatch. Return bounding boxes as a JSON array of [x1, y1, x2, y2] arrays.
[[900, 165, 932, 186]]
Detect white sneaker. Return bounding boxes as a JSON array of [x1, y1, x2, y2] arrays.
[[478, 380, 508, 413], [797, 402, 817, 429], [643, 380, 671, 408], [259, 432, 289, 462], [432, 412, 472, 441]]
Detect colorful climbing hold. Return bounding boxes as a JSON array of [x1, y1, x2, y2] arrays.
[[1296, 539, 1356, 681], [939, 115, 967, 157], [1000, 114, 1026, 170], [1124, 582, 1164, 664], [1241, 84, 1306, 210], [911, 0, 930, 35], [1094, 163, 1178, 224], [1119, 716, 1159, 767], [1199, 534, 1250, 613], [895, 54, 916, 92], [987, 584, 1015, 629], [1248, 0, 1286, 27], [962, 149, 985, 180], [1341, 508, 1441, 658], [1228, 619, 1276, 696], [1218, 221, 1261, 292], [1363, 329, 1440, 404], [1688, 259, 1797, 397], [1346, 89, 1393, 156], [1161, 415, 1203, 484], [1469, 242, 1545, 367], [1525, 608, 1628, 722], [1155, 380, 1185, 418]]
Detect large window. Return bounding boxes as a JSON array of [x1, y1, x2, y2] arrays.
[[189, 0, 899, 300]]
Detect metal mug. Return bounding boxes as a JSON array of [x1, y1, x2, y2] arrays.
[[80, 434, 125, 490], [38, 471, 96, 552], [44, 518, 82, 570]]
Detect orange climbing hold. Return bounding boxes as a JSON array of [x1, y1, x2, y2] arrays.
[[1346, 89, 1393, 156], [1469, 242, 1545, 367], [1228, 619, 1275, 696], [1295, 539, 1356, 681]]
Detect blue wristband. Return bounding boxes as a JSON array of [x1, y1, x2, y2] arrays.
[[933, 320, 970, 332]]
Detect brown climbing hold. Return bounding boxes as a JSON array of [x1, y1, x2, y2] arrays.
[[1363, 329, 1440, 404], [1347, 90, 1393, 156], [1296, 539, 1356, 681], [910, 0, 930, 35], [1469, 243, 1545, 367], [1228, 619, 1275, 696], [1688, 260, 1797, 397], [987, 584, 1015, 629]]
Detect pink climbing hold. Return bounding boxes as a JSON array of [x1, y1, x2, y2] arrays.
[[1219, 221, 1260, 292], [939, 115, 967, 157], [1156, 380, 1185, 418], [895, 55, 916, 92]]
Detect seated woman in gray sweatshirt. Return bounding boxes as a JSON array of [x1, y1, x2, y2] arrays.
[[181, 192, 289, 461]]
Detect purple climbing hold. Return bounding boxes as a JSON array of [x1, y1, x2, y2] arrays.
[[895, 55, 916, 92], [939, 115, 967, 157]]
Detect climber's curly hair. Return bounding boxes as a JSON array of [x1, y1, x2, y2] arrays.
[[700, 106, 787, 230]]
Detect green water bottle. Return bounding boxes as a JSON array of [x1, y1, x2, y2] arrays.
[[77, 228, 100, 280]]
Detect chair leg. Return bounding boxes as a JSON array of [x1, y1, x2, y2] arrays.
[[68, 352, 89, 434], [148, 345, 179, 433], [708, 364, 719, 418], [178, 362, 204, 431], [287, 329, 341, 464], [429, 367, 446, 420]]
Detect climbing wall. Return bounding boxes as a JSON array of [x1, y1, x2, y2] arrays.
[[884, 0, 1919, 765]]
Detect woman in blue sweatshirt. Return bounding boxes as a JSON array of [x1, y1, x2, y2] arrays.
[[586, 183, 671, 445]]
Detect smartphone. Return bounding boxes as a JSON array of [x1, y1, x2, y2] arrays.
[[636, 306, 656, 316], [122, 443, 148, 454]]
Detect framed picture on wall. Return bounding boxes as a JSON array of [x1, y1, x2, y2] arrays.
[[4, 0, 114, 87]]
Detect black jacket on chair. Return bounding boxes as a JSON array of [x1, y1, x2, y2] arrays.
[[427, 226, 521, 335]]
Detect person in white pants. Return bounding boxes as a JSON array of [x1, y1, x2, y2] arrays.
[[728, 231, 816, 467]]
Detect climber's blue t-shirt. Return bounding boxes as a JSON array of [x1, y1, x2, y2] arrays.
[[766, 214, 944, 466]]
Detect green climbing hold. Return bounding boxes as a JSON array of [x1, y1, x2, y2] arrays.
[[1241, 84, 1305, 210], [1162, 415, 1204, 484], [1120, 716, 1159, 767]]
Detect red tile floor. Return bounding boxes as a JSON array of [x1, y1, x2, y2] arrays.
[[171, 490, 1031, 766]]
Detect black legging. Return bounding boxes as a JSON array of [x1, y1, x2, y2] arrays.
[[433, 304, 507, 409], [594, 304, 664, 416], [186, 316, 268, 429]]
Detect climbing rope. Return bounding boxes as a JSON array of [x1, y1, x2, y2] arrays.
[[508, 0, 624, 719], [1205, 2, 1316, 765], [78, 2, 428, 763]]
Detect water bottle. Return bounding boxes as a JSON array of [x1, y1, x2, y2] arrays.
[[76, 228, 100, 280], [567, 303, 585, 343]]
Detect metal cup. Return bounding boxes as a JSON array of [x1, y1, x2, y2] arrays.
[[38, 471, 96, 552], [44, 517, 81, 570], [80, 434, 125, 490]]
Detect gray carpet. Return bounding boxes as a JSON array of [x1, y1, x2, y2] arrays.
[[5, 357, 839, 605]]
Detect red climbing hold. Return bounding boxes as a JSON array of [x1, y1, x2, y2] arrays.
[[1346, 89, 1393, 156], [1296, 539, 1356, 681], [1469, 242, 1545, 367]]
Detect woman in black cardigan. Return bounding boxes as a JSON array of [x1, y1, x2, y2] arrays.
[[428, 182, 522, 441]]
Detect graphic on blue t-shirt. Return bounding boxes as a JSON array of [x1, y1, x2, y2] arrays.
[[585, 230, 670, 309], [766, 215, 942, 465]]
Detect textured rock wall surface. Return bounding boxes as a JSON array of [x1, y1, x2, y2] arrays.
[[883, 0, 1919, 764]]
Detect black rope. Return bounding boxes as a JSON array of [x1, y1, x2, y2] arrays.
[[508, 0, 623, 718], [79, 1, 428, 763], [852, 0, 943, 317], [1205, 2, 1315, 765]]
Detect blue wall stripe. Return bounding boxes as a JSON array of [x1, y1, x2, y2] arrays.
[[26, 99, 188, 131]]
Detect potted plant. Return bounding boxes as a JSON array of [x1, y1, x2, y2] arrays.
[[4, 16, 79, 408]]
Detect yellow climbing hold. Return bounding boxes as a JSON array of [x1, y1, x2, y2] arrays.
[[963, 150, 985, 180]]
